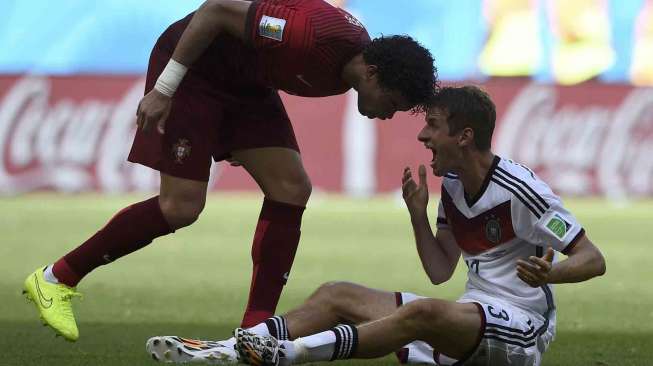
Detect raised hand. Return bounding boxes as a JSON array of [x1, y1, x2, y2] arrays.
[[402, 165, 429, 217], [516, 247, 554, 287], [136, 89, 172, 134]]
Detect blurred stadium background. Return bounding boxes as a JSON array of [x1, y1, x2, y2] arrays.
[[1, 0, 652, 365]]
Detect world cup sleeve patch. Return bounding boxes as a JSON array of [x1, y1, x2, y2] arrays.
[[259, 15, 286, 41], [545, 214, 572, 239]]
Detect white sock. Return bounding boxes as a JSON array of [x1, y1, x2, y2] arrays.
[[247, 316, 290, 340], [278, 340, 297, 366], [43, 264, 59, 284], [218, 337, 235, 348], [282, 331, 336, 365], [247, 322, 272, 337]]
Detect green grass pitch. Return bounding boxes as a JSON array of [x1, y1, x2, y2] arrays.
[[1, 193, 651, 365]]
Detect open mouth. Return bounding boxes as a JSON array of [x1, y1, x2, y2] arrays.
[[428, 147, 437, 167]]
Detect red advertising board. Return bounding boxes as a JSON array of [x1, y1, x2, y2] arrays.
[[0, 75, 651, 197]]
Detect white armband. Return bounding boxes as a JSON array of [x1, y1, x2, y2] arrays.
[[154, 59, 188, 97]]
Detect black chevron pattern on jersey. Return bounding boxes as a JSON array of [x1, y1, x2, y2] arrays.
[[491, 177, 543, 218], [496, 167, 549, 209], [491, 169, 549, 219]]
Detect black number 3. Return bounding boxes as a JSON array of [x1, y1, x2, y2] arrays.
[[487, 306, 510, 321]]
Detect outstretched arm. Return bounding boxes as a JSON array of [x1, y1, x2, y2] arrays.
[[516, 235, 606, 287], [402, 166, 461, 284], [171, 0, 251, 67], [136, 0, 252, 133]]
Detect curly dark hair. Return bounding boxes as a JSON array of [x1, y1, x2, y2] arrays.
[[362, 35, 438, 114], [430, 85, 496, 151]]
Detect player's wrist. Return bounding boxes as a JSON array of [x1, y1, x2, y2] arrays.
[[409, 209, 429, 222], [154, 59, 188, 97]]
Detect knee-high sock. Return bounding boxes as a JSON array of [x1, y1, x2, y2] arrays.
[[280, 325, 359, 365], [241, 198, 305, 327], [52, 196, 174, 287]]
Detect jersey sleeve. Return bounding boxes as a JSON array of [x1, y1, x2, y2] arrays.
[[511, 179, 585, 254], [245, 0, 369, 57], [245, 0, 307, 50]]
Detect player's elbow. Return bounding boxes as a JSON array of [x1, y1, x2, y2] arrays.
[[594, 251, 607, 277], [427, 267, 455, 285], [429, 276, 448, 285], [198, 0, 230, 22]]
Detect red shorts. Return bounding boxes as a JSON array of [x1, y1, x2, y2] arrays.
[[128, 34, 299, 182]]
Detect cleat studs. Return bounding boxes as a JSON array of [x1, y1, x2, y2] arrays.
[[164, 350, 171, 360], [151, 352, 159, 361], [153, 338, 160, 346], [177, 347, 183, 356], [165, 339, 172, 347]]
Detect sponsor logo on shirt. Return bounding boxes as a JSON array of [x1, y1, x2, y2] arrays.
[[259, 15, 286, 41], [545, 214, 570, 239]]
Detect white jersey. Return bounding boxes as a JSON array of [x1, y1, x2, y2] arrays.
[[436, 156, 585, 336]]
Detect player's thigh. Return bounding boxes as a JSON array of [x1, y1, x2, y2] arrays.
[[231, 147, 311, 205], [130, 47, 222, 183], [314, 281, 400, 323], [462, 301, 547, 366], [398, 297, 483, 360]]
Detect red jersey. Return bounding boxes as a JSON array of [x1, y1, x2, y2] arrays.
[[158, 0, 370, 98]]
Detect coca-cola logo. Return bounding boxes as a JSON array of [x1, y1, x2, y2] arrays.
[[495, 83, 653, 197], [0, 76, 158, 194]]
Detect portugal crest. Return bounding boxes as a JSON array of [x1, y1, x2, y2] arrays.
[[485, 217, 502, 244], [172, 139, 191, 164]]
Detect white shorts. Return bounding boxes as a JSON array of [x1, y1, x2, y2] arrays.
[[394, 292, 554, 366]]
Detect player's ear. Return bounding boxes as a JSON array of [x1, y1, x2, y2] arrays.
[[458, 127, 474, 147], [365, 64, 378, 79]]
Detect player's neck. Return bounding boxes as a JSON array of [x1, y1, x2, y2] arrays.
[[341, 53, 365, 89], [457, 151, 496, 199]]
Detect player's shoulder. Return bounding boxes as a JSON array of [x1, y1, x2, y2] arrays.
[[491, 157, 557, 214], [301, 0, 367, 31], [496, 157, 536, 180]]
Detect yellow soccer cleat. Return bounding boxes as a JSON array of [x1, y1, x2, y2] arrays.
[[23, 267, 82, 341]]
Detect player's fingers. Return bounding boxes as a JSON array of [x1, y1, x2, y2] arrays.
[[543, 247, 555, 262], [136, 113, 143, 129], [418, 164, 427, 187], [140, 115, 149, 131], [157, 117, 166, 135], [517, 272, 537, 287], [402, 169, 412, 184], [402, 179, 416, 193], [517, 266, 541, 282], [517, 263, 546, 283], [529, 256, 552, 272], [516, 259, 538, 271], [143, 113, 152, 131], [517, 263, 542, 280]]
